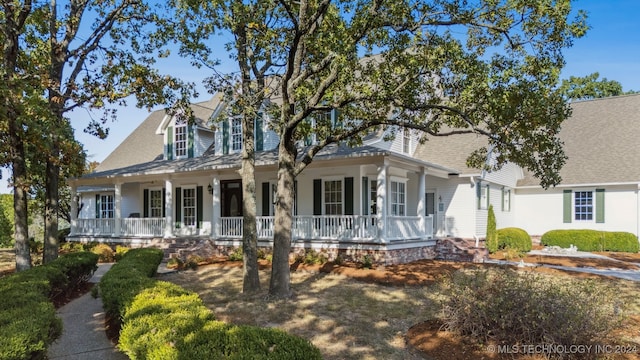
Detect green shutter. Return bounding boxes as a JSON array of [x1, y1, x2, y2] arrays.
[[262, 182, 270, 216], [197, 186, 203, 228], [362, 177, 369, 215], [143, 189, 149, 218], [188, 125, 195, 158], [501, 188, 505, 212], [332, 109, 342, 129], [304, 119, 312, 146], [256, 113, 264, 152], [595, 189, 605, 223], [222, 120, 229, 154], [313, 179, 322, 215], [162, 188, 166, 217], [175, 187, 182, 227], [95, 194, 100, 218], [563, 190, 572, 223], [344, 177, 354, 215], [167, 126, 174, 160]]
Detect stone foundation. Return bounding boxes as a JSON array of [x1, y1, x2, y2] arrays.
[[434, 238, 488, 263], [74, 236, 488, 265]]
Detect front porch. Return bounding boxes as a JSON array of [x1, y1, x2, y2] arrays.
[[70, 214, 436, 242]]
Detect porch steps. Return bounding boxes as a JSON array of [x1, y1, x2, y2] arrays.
[[434, 238, 488, 263]]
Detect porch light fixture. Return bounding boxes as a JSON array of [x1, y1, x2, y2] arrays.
[[207, 184, 213, 194]]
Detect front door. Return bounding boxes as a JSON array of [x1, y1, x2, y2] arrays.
[[221, 180, 243, 217]]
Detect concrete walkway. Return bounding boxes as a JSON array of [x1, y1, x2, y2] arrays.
[[47, 263, 128, 360]]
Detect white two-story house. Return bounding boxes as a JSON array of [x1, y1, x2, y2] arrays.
[[68, 93, 640, 263]]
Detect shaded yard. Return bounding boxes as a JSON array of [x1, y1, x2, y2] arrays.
[[163, 254, 640, 360]]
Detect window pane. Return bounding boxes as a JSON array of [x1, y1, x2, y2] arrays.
[[324, 180, 342, 215]]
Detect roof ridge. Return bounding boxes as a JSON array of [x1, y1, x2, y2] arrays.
[[570, 92, 640, 104]]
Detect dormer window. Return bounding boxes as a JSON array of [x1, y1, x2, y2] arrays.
[[231, 118, 242, 152], [402, 128, 411, 153], [174, 118, 187, 158]]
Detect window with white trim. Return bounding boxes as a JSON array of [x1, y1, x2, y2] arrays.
[[390, 181, 406, 216], [574, 191, 593, 221], [174, 118, 187, 158], [149, 190, 163, 217], [502, 188, 511, 212], [324, 180, 343, 215], [370, 180, 377, 215], [182, 188, 197, 227], [478, 183, 489, 210], [99, 195, 114, 218], [231, 118, 242, 151], [402, 128, 411, 153]]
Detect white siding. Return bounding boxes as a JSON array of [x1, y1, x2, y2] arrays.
[[514, 185, 639, 237], [121, 183, 141, 218], [426, 176, 478, 238], [484, 162, 523, 188], [196, 130, 214, 156]]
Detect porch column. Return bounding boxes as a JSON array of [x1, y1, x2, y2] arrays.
[[114, 182, 122, 236], [164, 179, 173, 237], [416, 168, 426, 238], [70, 184, 78, 236], [376, 162, 387, 242], [212, 176, 221, 237]]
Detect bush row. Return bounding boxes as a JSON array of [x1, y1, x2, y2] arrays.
[[487, 226, 532, 254], [0, 252, 98, 360], [541, 229, 639, 253], [102, 248, 321, 359]]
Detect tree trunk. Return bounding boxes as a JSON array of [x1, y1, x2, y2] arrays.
[[43, 156, 59, 264], [9, 119, 31, 271], [241, 110, 260, 293], [269, 141, 296, 298]]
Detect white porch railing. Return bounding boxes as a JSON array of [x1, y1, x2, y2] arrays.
[[387, 215, 434, 241], [292, 215, 379, 241], [119, 218, 166, 237], [75, 219, 116, 236], [73, 215, 434, 241]]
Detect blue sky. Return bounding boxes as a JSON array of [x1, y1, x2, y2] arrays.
[[1, 0, 639, 193]]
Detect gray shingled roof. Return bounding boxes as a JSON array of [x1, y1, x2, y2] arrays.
[[80, 143, 456, 181], [94, 109, 166, 172], [413, 131, 488, 175], [518, 94, 640, 187]]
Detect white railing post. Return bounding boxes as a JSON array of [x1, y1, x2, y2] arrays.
[[164, 179, 173, 238], [114, 182, 122, 236], [376, 162, 388, 242]]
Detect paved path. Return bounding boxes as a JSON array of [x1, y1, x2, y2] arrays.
[[47, 263, 128, 360]]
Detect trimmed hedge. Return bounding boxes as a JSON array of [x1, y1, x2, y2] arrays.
[[541, 229, 639, 253], [0, 252, 98, 360], [496, 227, 532, 253], [104, 248, 322, 359]]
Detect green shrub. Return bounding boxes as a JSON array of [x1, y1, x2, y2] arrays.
[[228, 247, 243, 261], [114, 246, 130, 262], [441, 269, 623, 355], [91, 243, 115, 263], [298, 249, 327, 265], [541, 230, 639, 253], [496, 227, 532, 253], [119, 281, 322, 360], [99, 248, 164, 319], [0, 252, 98, 360], [59, 241, 86, 253], [167, 257, 184, 270], [360, 254, 373, 269], [486, 205, 498, 253]]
